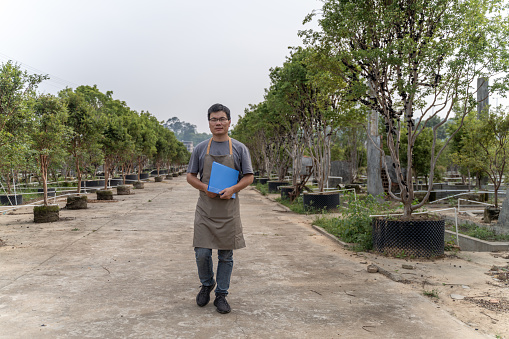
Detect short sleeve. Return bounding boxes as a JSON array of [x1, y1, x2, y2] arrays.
[[240, 144, 254, 175], [187, 148, 200, 174]]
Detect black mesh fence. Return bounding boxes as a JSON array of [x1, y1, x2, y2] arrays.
[[372, 218, 445, 258]]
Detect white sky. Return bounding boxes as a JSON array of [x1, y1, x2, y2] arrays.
[[0, 0, 321, 133]]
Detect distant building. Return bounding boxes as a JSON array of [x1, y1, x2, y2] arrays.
[[183, 141, 194, 153]]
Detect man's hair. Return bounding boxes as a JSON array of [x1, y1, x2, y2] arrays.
[[208, 103, 231, 121]]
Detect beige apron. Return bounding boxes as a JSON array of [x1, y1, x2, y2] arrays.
[[193, 137, 246, 250]]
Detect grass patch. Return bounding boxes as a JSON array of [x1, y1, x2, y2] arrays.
[[312, 193, 394, 252], [275, 196, 324, 214], [446, 221, 509, 241], [423, 289, 440, 299], [252, 182, 268, 195]]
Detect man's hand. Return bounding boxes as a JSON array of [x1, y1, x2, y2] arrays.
[[219, 186, 235, 199], [206, 191, 219, 198]]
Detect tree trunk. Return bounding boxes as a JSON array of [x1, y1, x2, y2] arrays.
[[40, 154, 49, 206], [75, 156, 82, 194], [138, 158, 142, 181], [104, 158, 110, 190], [468, 169, 471, 191]]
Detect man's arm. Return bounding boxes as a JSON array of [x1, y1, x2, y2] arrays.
[[186, 172, 218, 198], [219, 173, 254, 200]]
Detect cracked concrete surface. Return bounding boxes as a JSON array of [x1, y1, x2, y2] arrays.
[[0, 177, 489, 338]]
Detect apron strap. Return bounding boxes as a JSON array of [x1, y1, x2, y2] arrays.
[[206, 137, 233, 155]]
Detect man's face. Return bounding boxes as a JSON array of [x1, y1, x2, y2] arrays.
[[208, 111, 231, 136]]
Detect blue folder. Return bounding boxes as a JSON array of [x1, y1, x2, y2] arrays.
[[207, 161, 239, 199]]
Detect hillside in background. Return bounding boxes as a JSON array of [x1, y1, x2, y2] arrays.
[[163, 117, 211, 145]]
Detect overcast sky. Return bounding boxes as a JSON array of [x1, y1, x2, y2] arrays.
[[0, 0, 322, 133]]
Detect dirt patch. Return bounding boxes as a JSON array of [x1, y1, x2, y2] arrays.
[[87, 199, 119, 203], [464, 297, 509, 312], [0, 238, 4, 247], [357, 248, 509, 338], [377, 213, 443, 222]]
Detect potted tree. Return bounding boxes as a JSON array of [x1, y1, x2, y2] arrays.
[[31, 94, 68, 223], [451, 107, 509, 222], [268, 48, 361, 211], [0, 61, 46, 206], [152, 119, 175, 183], [303, 0, 509, 256], [60, 87, 101, 208]]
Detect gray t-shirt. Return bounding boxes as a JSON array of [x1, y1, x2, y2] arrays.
[[187, 138, 254, 181]]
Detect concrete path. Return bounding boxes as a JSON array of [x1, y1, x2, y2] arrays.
[[0, 177, 488, 338]]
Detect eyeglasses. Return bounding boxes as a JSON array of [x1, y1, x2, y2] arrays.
[[209, 117, 229, 123]]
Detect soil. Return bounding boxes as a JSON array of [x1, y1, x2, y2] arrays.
[[268, 192, 509, 338], [340, 242, 509, 338], [378, 213, 444, 221], [86, 199, 119, 203]]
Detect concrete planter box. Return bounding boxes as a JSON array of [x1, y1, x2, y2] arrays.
[[445, 230, 509, 252]]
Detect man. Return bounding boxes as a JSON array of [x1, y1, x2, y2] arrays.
[[186, 103, 254, 314]]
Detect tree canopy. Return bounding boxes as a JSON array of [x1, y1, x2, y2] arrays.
[[301, 0, 509, 215]]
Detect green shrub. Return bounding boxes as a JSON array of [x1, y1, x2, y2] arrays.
[[313, 193, 392, 251]]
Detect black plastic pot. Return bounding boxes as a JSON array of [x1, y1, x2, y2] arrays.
[[151, 169, 167, 175], [38, 188, 56, 197], [125, 174, 138, 181], [80, 180, 105, 188], [0, 195, 23, 206], [140, 173, 150, 180], [372, 218, 445, 258], [109, 178, 123, 187], [303, 192, 340, 211], [258, 178, 269, 185], [268, 181, 289, 193], [280, 186, 294, 200]]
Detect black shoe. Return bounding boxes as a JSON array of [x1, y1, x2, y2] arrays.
[[213, 294, 231, 314], [196, 282, 216, 307]]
